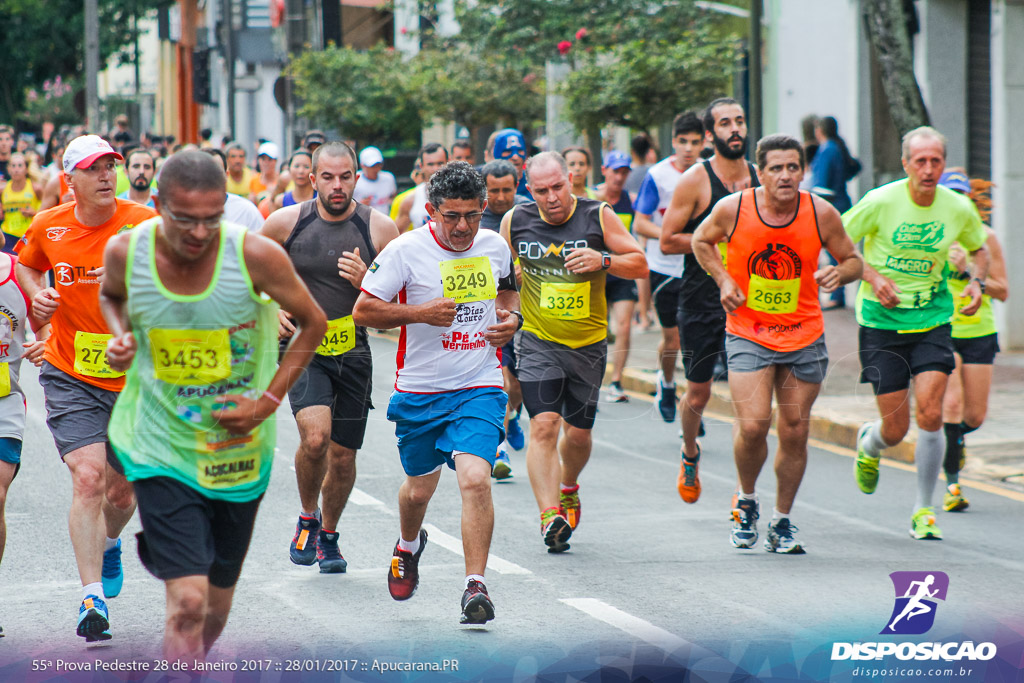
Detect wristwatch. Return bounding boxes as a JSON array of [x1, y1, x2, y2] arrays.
[[510, 310, 525, 330], [972, 277, 987, 295], [600, 251, 612, 270]]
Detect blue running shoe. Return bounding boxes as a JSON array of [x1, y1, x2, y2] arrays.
[[506, 413, 525, 451], [290, 511, 321, 566], [492, 449, 513, 480], [101, 539, 124, 598], [316, 530, 348, 574], [654, 371, 676, 422], [77, 595, 111, 642]]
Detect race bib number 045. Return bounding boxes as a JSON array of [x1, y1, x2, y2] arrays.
[[318, 316, 356, 356], [74, 331, 125, 379], [440, 257, 496, 304], [149, 328, 232, 386], [540, 281, 590, 320]]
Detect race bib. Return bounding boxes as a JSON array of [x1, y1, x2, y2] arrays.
[[317, 316, 356, 356], [149, 328, 231, 386], [0, 363, 9, 397], [719, 242, 728, 267], [952, 296, 980, 326], [440, 257, 496, 303], [540, 282, 590, 320], [73, 332, 125, 379], [747, 274, 799, 315]]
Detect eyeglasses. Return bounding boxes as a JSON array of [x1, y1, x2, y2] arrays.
[[163, 206, 223, 231], [437, 211, 484, 227]]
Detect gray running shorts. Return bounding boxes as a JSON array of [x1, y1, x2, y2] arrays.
[[725, 333, 829, 384], [515, 330, 607, 430], [38, 362, 122, 472]]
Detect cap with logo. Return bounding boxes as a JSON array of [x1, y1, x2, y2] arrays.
[[603, 151, 631, 170], [938, 170, 970, 194], [492, 128, 527, 161], [359, 146, 384, 167], [62, 135, 124, 175], [257, 142, 280, 159]]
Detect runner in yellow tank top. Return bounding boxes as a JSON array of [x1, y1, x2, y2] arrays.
[[1, 153, 40, 252], [694, 134, 861, 554]]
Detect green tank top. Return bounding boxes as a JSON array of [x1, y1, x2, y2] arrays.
[[947, 269, 996, 338], [109, 219, 280, 501]]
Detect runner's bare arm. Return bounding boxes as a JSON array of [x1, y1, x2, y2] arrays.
[[353, 291, 457, 329], [498, 211, 522, 285], [959, 242, 990, 316], [812, 195, 863, 293], [396, 192, 415, 232], [486, 289, 521, 348], [257, 204, 302, 245], [14, 261, 60, 326], [693, 195, 744, 313], [98, 232, 136, 371], [38, 174, 61, 211], [212, 233, 327, 435], [982, 228, 1008, 302], [338, 210, 401, 289], [595, 205, 647, 279], [632, 213, 660, 240], [660, 167, 705, 254]]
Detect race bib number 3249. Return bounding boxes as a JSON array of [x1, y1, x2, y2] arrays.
[[439, 257, 496, 303]]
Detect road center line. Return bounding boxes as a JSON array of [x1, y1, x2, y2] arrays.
[[422, 523, 532, 575], [559, 598, 692, 652], [349, 487, 389, 508]]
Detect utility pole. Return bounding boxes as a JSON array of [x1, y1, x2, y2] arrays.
[[749, 0, 762, 147], [85, 0, 101, 132], [223, 0, 236, 140]]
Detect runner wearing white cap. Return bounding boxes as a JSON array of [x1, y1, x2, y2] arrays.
[[353, 146, 397, 213]]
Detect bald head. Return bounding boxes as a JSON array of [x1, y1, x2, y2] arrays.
[[158, 150, 226, 196], [525, 151, 568, 184]]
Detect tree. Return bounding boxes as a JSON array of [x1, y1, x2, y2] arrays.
[[410, 46, 545, 139], [560, 34, 738, 136], [289, 44, 423, 148], [0, 0, 160, 125], [863, 0, 930, 136]]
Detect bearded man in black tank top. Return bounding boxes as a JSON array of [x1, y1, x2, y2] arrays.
[[260, 142, 400, 573], [659, 98, 759, 506]]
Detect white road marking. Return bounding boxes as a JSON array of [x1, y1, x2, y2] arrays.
[[422, 523, 532, 575], [559, 598, 691, 652], [349, 487, 388, 508]]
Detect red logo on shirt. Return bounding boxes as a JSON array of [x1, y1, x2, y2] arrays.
[[441, 330, 488, 351]]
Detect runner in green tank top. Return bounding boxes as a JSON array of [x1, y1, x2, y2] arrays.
[[98, 151, 326, 667], [936, 171, 1009, 512]]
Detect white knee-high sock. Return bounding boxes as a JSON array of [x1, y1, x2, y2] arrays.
[[862, 419, 892, 457], [914, 428, 946, 511]]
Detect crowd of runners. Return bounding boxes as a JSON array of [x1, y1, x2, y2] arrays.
[[0, 94, 1008, 663]]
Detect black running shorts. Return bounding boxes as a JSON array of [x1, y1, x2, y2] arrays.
[[953, 333, 999, 365], [287, 352, 374, 450], [859, 324, 955, 396], [677, 309, 727, 384]]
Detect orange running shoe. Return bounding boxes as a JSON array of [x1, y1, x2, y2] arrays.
[[677, 444, 702, 504]]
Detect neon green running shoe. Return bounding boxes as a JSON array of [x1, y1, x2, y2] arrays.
[[854, 422, 880, 494], [910, 507, 943, 540], [943, 484, 969, 512]]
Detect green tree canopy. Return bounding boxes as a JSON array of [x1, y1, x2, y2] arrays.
[[0, 0, 160, 124], [289, 44, 423, 148]]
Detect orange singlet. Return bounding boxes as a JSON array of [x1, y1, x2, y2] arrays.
[[725, 189, 824, 352]]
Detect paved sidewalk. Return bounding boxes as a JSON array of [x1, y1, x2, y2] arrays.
[[611, 302, 1024, 494]]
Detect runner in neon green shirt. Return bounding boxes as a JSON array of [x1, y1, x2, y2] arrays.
[[842, 127, 989, 542], [99, 150, 326, 666]]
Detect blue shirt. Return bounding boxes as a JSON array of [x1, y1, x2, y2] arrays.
[[810, 139, 852, 213], [117, 190, 155, 209]]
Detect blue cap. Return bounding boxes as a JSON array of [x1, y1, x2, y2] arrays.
[[493, 128, 527, 161], [603, 150, 631, 170], [939, 171, 970, 194]]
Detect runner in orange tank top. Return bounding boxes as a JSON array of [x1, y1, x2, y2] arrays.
[[692, 134, 862, 554]]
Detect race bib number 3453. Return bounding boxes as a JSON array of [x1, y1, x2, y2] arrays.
[[74, 331, 125, 379], [149, 328, 232, 385], [439, 257, 496, 303]]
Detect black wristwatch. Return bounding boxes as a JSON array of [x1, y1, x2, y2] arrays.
[[600, 251, 612, 270], [510, 310, 525, 330], [972, 277, 987, 295]]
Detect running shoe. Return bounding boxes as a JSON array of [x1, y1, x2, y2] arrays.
[[943, 484, 970, 512], [854, 422, 880, 494], [541, 507, 572, 553], [654, 371, 676, 422], [290, 511, 321, 566], [764, 518, 806, 554], [316, 530, 348, 574], [101, 538, 124, 598], [730, 497, 759, 549], [910, 507, 943, 540], [677, 444, 702, 504], [559, 484, 581, 530], [492, 449, 513, 480], [77, 595, 111, 642], [506, 412, 525, 451], [388, 529, 428, 600], [460, 579, 495, 625], [606, 381, 628, 403]]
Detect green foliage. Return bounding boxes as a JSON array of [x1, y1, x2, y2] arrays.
[[0, 0, 161, 125], [561, 33, 740, 135], [409, 46, 544, 134], [289, 44, 423, 148]]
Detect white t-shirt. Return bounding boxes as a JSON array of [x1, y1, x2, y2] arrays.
[[354, 170, 397, 213], [633, 156, 687, 277], [361, 223, 514, 393], [224, 193, 265, 231], [408, 184, 430, 229]]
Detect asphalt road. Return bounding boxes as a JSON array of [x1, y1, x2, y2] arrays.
[[1, 334, 1022, 682]]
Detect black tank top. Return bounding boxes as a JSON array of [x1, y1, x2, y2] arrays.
[[606, 191, 633, 284], [679, 159, 759, 312], [284, 200, 377, 350]]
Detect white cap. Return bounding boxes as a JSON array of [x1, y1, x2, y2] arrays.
[[359, 146, 384, 167], [257, 142, 280, 159], [62, 135, 123, 175]]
